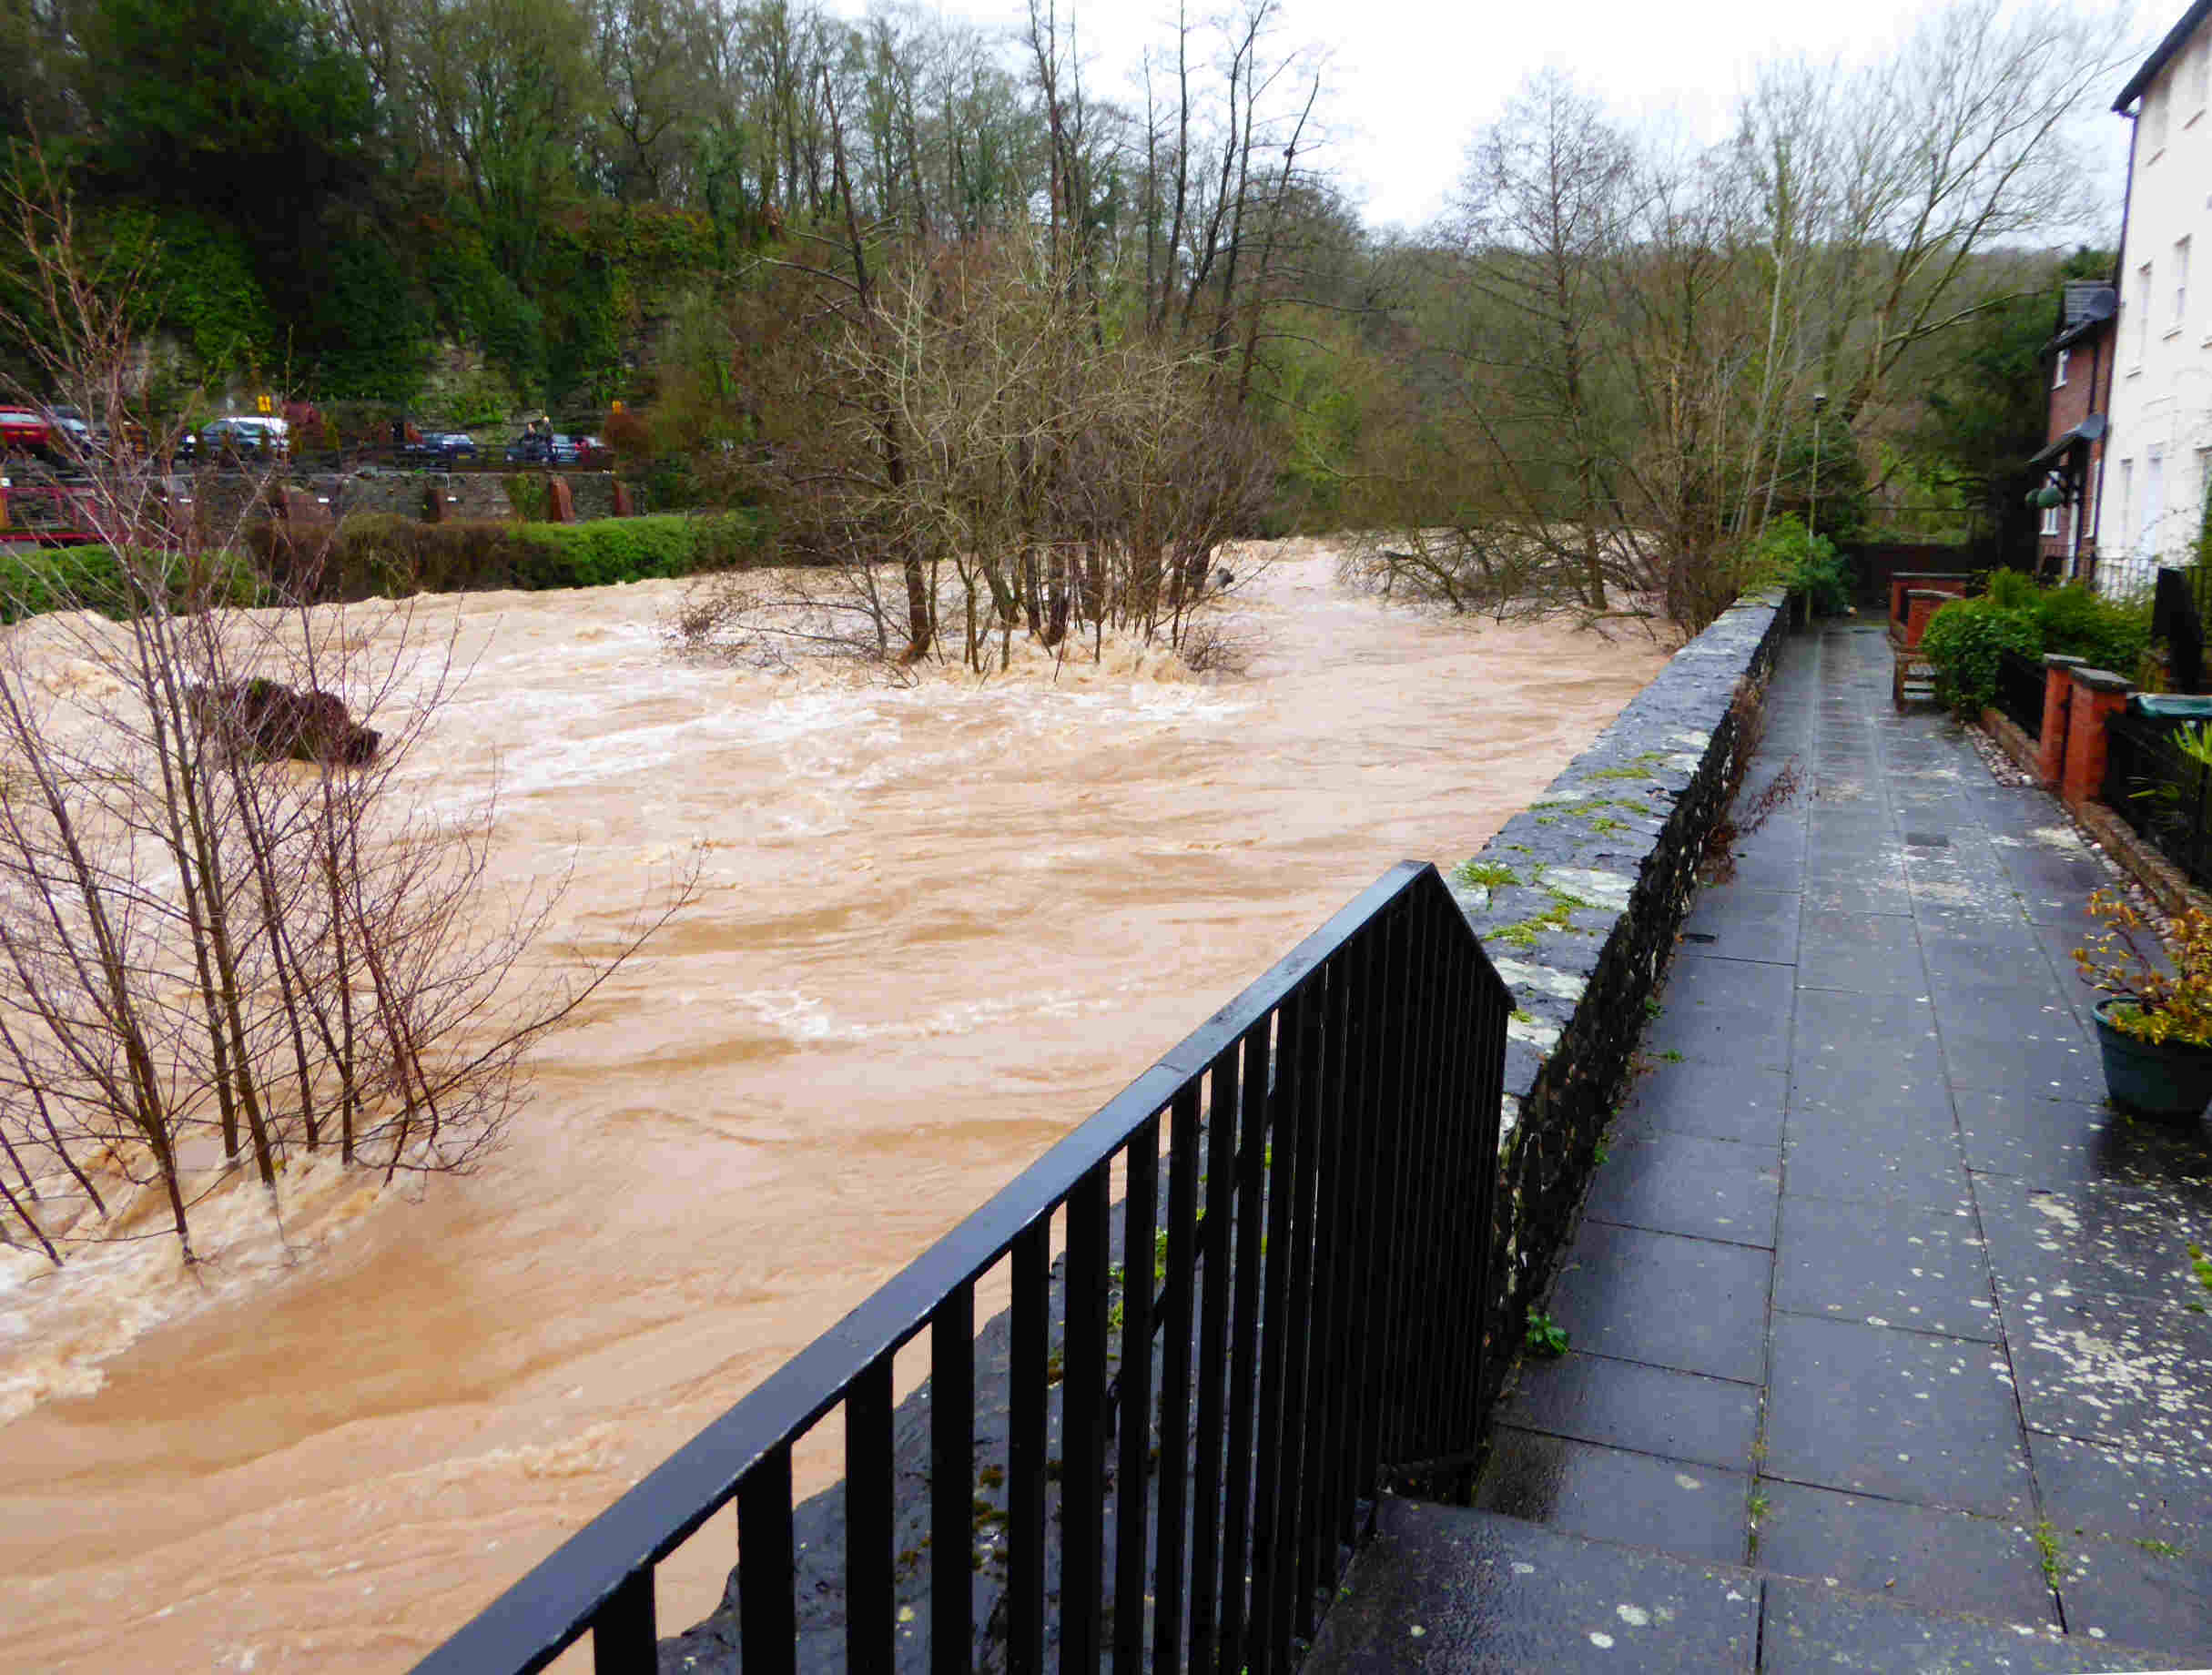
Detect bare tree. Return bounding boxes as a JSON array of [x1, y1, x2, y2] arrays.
[[0, 168, 696, 1266]]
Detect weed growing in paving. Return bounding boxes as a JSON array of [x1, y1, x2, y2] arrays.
[[1525, 1310, 1569, 1357], [1456, 858, 1520, 890]]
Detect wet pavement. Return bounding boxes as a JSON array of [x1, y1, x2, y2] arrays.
[[1309, 624, 2212, 1670]]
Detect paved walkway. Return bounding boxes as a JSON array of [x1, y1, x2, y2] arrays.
[[1312, 624, 2212, 1670]]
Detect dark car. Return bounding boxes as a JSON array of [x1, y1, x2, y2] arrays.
[[504, 431, 581, 466], [403, 431, 478, 466]]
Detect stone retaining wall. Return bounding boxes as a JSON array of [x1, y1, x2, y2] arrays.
[[1448, 590, 1787, 1424], [176, 467, 632, 528]]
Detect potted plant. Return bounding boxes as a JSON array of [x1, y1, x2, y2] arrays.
[[2074, 889, 2212, 1120]]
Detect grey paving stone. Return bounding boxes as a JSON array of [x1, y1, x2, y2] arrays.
[[1953, 1090, 2201, 1189], [1582, 1130, 1780, 1247], [1800, 910, 1929, 997], [1642, 955, 1794, 1070], [1916, 937, 2070, 1001], [1615, 1057, 1786, 1147], [1765, 1314, 2033, 1516], [1497, 1352, 1760, 1471], [1754, 1482, 2057, 1628], [1474, 1429, 1750, 1567], [1923, 985, 2084, 1043], [1791, 990, 1943, 1078], [1774, 1196, 1999, 1341], [2031, 1429, 2212, 1549], [1679, 887, 1801, 965], [1782, 1119, 1974, 1212], [1802, 873, 1916, 916], [2055, 1536, 2212, 1661], [1545, 1223, 1771, 1384], [1975, 1174, 2212, 1306], [1941, 1027, 2105, 1103], [1759, 1577, 2169, 1672], [1786, 1065, 1953, 1129], [1301, 1502, 1759, 1674], [1995, 1276, 2212, 1464]]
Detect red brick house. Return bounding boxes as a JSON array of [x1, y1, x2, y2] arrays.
[[2034, 279, 2117, 582]]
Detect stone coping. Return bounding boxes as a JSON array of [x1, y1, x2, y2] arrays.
[[1444, 588, 1788, 1418]]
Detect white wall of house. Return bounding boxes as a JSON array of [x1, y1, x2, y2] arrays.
[[2101, 10, 2212, 597]]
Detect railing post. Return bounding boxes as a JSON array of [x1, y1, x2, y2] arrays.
[[2062, 667, 2136, 812], [2036, 654, 2085, 789]]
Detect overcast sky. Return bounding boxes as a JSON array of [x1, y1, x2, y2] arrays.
[[870, 0, 2171, 241]]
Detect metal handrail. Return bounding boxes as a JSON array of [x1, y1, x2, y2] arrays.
[[413, 859, 1510, 1675]]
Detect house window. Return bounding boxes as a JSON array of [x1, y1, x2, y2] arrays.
[[2148, 82, 2169, 152], [2177, 238, 2193, 332], [2138, 262, 2155, 360], [2197, 35, 2212, 109], [2146, 446, 2166, 555], [2042, 497, 2065, 537], [2120, 458, 2136, 547], [2054, 347, 2070, 388]]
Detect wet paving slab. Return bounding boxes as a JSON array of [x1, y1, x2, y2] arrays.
[[1456, 624, 2212, 1670]]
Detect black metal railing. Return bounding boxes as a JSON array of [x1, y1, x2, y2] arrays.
[[2103, 712, 2212, 888], [1994, 648, 2045, 740], [412, 860, 1508, 1675]]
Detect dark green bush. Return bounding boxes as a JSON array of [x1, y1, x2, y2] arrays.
[[247, 511, 763, 602], [1921, 596, 2041, 713], [2033, 583, 2149, 674]]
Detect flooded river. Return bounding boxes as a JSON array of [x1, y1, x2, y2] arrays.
[[0, 541, 1670, 1671]]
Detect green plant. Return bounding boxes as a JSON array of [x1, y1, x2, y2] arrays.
[[1455, 858, 1519, 890], [2074, 890, 2212, 1047], [2034, 1519, 2065, 1589], [1525, 1310, 1568, 1357], [1919, 595, 2041, 714], [1750, 514, 1851, 614], [1658, 1049, 1684, 1063], [2134, 1537, 2186, 1558]]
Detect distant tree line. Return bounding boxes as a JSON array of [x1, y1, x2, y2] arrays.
[[0, 0, 2132, 629]]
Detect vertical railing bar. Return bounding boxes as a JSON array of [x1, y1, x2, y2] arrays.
[[847, 1355, 896, 1671], [1009, 1223, 1050, 1675], [736, 1446, 797, 1675], [1295, 949, 1355, 1638], [1215, 1018, 1273, 1675], [1063, 1166, 1112, 1671], [1336, 918, 1385, 1550], [1399, 896, 1444, 1457], [1152, 1083, 1203, 1675], [1113, 1115, 1162, 1675], [1435, 907, 1486, 1452], [930, 1289, 977, 1675], [1344, 909, 1394, 1527], [590, 1568, 656, 1675], [1189, 1043, 1243, 1670], [1451, 919, 1497, 1438], [1418, 899, 1464, 1457], [1249, 983, 1312, 1673], [1376, 899, 1424, 1465], [1467, 954, 1507, 1447]]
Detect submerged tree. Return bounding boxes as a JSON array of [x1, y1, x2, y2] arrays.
[[0, 168, 696, 1265]]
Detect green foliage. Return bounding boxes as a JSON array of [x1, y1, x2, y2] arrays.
[[2031, 583, 2150, 673], [1750, 514, 1851, 613], [1525, 1310, 1568, 1357], [0, 543, 258, 622], [2075, 891, 2212, 1049], [249, 512, 764, 603], [1919, 596, 2042, 713]]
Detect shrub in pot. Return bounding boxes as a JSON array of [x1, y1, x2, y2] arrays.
[[2074, 889, 2212, 1120]]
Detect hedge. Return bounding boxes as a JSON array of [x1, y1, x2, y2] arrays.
[[0, 543, 259, 623], [248, 510, 766, 603]]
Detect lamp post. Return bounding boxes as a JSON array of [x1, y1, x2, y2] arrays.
[[1810, 390, 1828, 543]]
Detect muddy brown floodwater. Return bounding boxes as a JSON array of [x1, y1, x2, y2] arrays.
[[0, 540, 1670, 1672]]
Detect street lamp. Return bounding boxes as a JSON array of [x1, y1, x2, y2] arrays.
[[1810, 391, 1828, 543]]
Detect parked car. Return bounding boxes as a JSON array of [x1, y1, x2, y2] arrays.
[[572, 434, 614, 469], [504, 431, 582, 466], [0, 410, 49, 452], [191, 415, 290, 460], [401, 431, 479, 466]]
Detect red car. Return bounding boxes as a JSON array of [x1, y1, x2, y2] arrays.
[[0, 410, 49, 452]]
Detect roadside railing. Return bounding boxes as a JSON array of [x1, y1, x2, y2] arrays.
[[413, 858, 1509, 1675], [2102, 711, 2212, 889], [1994, 648, 2045, 741]]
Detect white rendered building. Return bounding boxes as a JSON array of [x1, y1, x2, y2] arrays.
[[2099, 0, 2212, 597]]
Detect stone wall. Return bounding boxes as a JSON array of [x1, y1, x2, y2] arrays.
[[178, 468, 633, 528], [1448, 591, 1787, 1424]]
